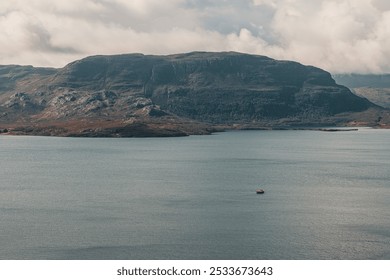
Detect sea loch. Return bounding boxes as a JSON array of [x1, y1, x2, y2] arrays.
[[0, 128, 389, 259]]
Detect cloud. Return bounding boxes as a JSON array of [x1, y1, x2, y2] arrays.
[[372, 0, 390, 11], [0, 0, 389, 73], [264, 0, 390, 73]]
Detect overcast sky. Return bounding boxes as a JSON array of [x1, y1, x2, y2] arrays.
[[1, 0, 390, 73]]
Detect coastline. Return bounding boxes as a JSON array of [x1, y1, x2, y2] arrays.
[[1, 121, 388, 138]]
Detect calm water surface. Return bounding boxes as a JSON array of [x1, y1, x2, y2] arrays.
[[0, 128, 389, 259]]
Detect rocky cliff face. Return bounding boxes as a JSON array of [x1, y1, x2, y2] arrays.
[[0, 52, 385, 136], [147, 53, 371, 122]]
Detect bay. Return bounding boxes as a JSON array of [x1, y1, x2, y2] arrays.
[[0, 128, 389, 259]]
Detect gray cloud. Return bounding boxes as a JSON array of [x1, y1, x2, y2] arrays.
[[0, 0, 389, 73], [26, 20, 79, 54]]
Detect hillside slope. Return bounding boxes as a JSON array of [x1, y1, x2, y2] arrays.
[[333, 74, 390, 109], [0, 52, 387, 136]]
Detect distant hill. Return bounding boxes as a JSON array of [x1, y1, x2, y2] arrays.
[[0, 52, 388, 136], [333, 74, 390, 109]]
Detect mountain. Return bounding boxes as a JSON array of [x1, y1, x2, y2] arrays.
[[333, 74, 390, 109], [0, 52, 388, 136]]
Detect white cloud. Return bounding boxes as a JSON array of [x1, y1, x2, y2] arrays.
[[252, 0, 278, 8], [266, 0, 390, 73], [0, 0, 389, 73]]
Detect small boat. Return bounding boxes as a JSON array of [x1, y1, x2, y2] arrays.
[[256, 189, 265, 194]]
